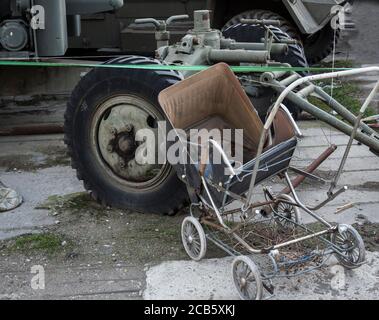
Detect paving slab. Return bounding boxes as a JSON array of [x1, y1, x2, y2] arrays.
[[143, 252, 379, 300]]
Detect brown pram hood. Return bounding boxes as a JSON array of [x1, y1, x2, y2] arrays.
[[158, 63, 264, 156]]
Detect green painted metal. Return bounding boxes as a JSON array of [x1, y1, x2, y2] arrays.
[[0, 60, 352, 73]]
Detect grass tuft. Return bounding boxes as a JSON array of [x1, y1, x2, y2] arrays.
[[11, 233, 63, 254], [307, 60, 375, 117]]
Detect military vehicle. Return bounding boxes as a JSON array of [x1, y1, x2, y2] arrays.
[[1, 1, 351, 64], [0, 0, 124, 58]]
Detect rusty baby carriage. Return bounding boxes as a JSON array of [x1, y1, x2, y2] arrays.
[[158, 63, 366, 300]]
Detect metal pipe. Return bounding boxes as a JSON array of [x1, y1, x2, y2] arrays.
[[134, 18, 162, 29], [297, 84, 315, 98], [280, 104, 303, 137], [261, 145, 337, 214], [166, 15, 189, 25], [269, 67, 379, 132], [361, 80, 379, 113], [314, 87, 378, 137], [245, 105, 301, 209], [279, 73, 300, 86], [200, 176, 229, 229], [231, 233, 264, 254], [208, 49, 269, 64], [309, 186, 348, 211], [328, 100, 370, 195], [208, 139, 236, 177], [67, 15, 82, 37], [0, 124, 63, 136], [31, 0, 39, 58], [284, 172, 332, 227], [271, 81, 379, 153], [244, 129, 268, 208], [281, 144, 338, 194], [236, 43, 288, 55], [260, 70, 289, 83], [269, 229, 331, 251], [220, 39, 288, 55]]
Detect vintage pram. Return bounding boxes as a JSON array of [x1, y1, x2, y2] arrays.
[[158, 63, 366, 300]]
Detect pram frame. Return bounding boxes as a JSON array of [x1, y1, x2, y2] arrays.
[[193, 68, 377, 258]]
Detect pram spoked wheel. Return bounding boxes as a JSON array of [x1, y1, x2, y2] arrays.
[[232, 256, 263, 300], [181, 217, 207, 261], [331, 224, 366, 269], [272, 194, 301, 229]]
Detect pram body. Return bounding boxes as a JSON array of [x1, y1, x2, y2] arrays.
[[158, 63, 366, 300]]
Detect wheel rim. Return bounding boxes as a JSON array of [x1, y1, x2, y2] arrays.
[[333, 229, 362, 265], [272, 195, 299, 229], [233, 259, 261, 300], [90, 94, 171, 190], [182, 219, 204, 260], [276, 202, 297, 228]]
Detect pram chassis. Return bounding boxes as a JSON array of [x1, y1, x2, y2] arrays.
[[186, 157, 365, 300]]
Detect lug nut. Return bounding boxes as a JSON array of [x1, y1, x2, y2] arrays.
[[111, 128, 117, 135], [125, 124, 134, 133], [119, 159, 126, 168], [107, 145, 114, 152]]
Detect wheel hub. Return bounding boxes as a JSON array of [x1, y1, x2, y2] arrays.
[[284, 209, 292, 219], [342, 239, 352, 249], [111, 129, 137, 163], [93, 95, 169, 187]]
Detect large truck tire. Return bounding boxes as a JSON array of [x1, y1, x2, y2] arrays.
[[223, 9, 337, 65], [64, 56, 188, 214], [223, 9, 301, 43], [303, 23, 340, 65]]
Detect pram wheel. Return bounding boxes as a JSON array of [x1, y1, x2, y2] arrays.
[[232, 256, 263, 300], [331, 224, 366, 269], [272, 194, 301, 229], [181, 217, 207, 261]]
